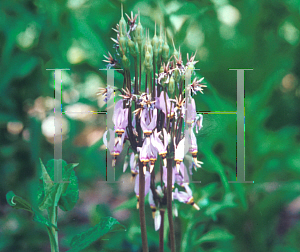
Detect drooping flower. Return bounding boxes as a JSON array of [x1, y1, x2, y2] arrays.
[[97, 85, 114, 103], [149, 188, 162, 231], [148, 189, 156, 218], [174, 137, 187, 172], [103, 129, 125, 166], [156, 91, 175, 119], [185, 128, 203, 170], [186, 97, 196, 125], [140, 108, 157, 136], [138, 139, 152, 174], [173, 184, 200, 210], [189, 77, 207, 95], [113, 100, 129, 140], [123, 153, 139, 181], [174, 162, 190, 186], [193, 114, 203, 134], [150, 128, 168, 167], [149, 142, 158, 173]]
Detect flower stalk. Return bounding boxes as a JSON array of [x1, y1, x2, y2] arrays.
[[139, 161, 149, 251], [167, 158, 175, 252]]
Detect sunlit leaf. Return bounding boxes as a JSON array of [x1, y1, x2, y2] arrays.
[[194, 229, 234, 245], [67, 217, 125, 252]]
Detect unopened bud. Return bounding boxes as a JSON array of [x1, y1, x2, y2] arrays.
[[119, 34, 127, 56], [119, 4, 127, 36], [169, 76, 175, 94], [174, 69, 180, 82], [144, 49, 153, 73], [172, 38, 179, 60], [162, 40, 169, 63], [152, 22, 159, 60], [128, 38, 138, 57], [134, 10, 144, 48], [122, 54, 130, 70]]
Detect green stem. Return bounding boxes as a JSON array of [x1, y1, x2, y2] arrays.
[[139, 161, 149, 252], [167, 158, 175, 252], [139, 45, 142, 91], [147, 72, 152, 94], [46, 227, 56, 252], [48, 205, 59, 252], [153, 56, 156, 100], [145, 74, 148, 93], [164, 88, 170, 132], [134, 57, 138, 95]]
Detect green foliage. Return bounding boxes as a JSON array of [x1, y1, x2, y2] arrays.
[[6, 191, 58, 230], [194, 229, 234, 245], [37, 159, 79, 211], [67, 217, 126, 252]]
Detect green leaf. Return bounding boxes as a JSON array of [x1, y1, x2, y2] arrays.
[[58, 164, 79, 211], [67, 217, 126, 252], [6, 191, 32, 211], [6, 191, 58, 230], [195, 229, 234, 245], [38, 183, 63, 211], [37, 159, 79, 212], [33, 212, 58, 231], [39, 158, 54, 192]]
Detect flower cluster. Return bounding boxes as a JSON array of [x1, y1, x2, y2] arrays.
[[100, 6, 206, 231]]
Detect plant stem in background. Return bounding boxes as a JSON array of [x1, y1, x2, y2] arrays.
[[159, 209, 165, 252], [48, 205, 59, 252], [139, 45, 142, 91], [139, 161, 148, 252], [167, 158, 175, 252]]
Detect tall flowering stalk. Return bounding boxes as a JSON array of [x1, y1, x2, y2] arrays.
[[100, 5, 206, 252]]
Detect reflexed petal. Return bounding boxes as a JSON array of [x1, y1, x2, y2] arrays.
[[103, 130, 108, 147], [123, 155, 129, 172], [186, 98, 196, 123], [134, 174, 139, 196], [184, 183, 192, 196], [174, 137, 186, 161], [145, 171, 151, 196], [148, 189, 155, 207], [163, 166, 175, 187], [154, 211, 161, 231]]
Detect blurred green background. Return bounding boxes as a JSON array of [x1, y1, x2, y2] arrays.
[[1, 0, 300, 251]]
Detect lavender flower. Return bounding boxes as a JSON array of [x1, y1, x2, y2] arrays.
[[173, 184, 200, 210], [113, 100, 129, 140], [103, 129, 125, 166], [174, 137, 187, 172], [97, 85, 114, 103], [140, 108, 157, 135]]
